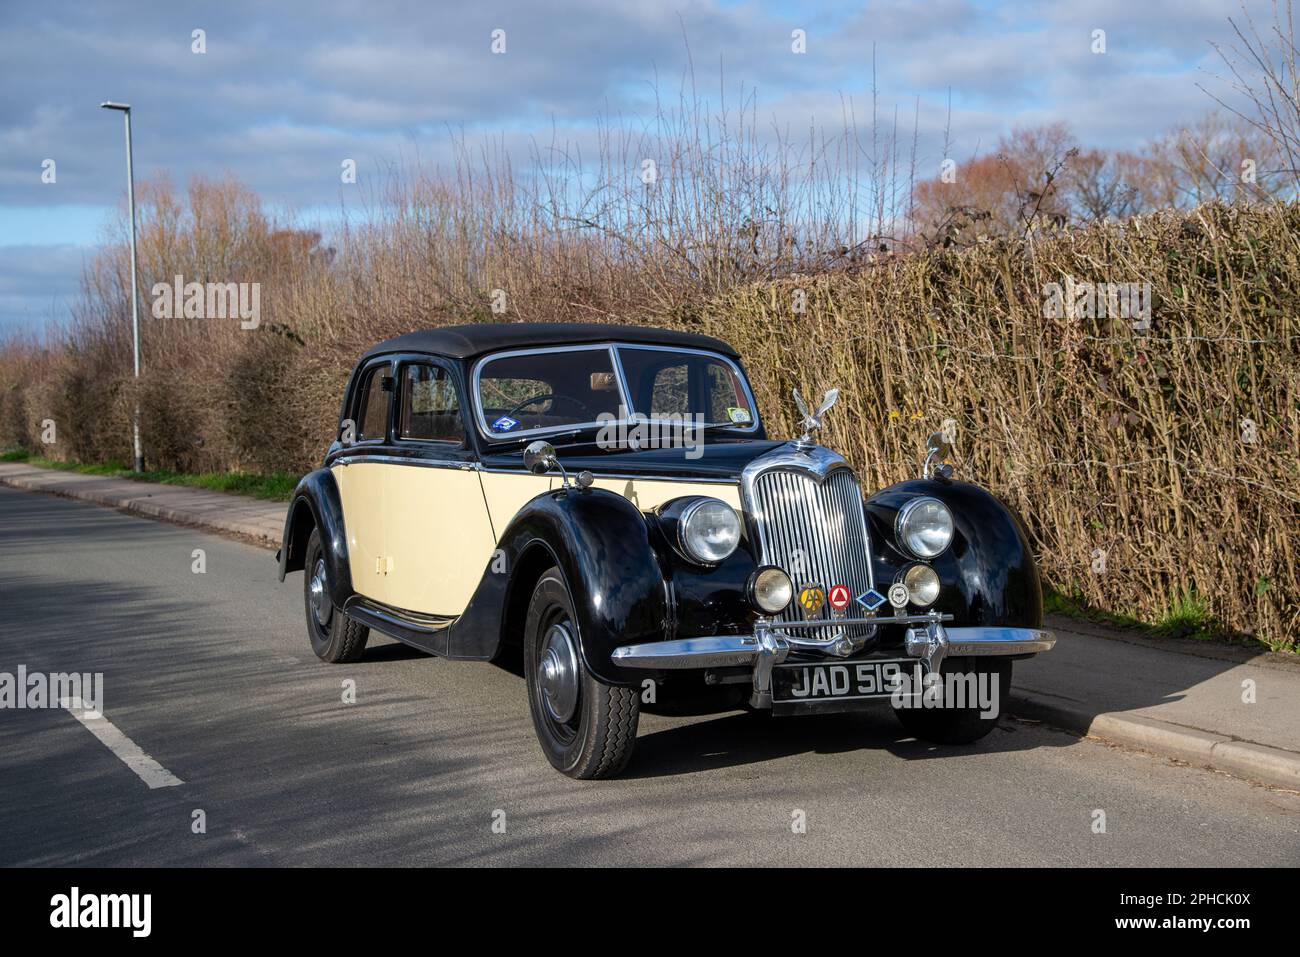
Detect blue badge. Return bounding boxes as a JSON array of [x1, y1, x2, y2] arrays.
[[491, 416, 520, 432], [856, 589, 887, 612]]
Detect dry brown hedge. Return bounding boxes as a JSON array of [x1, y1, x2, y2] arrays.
[[2, 196, 1296, 648], [687, 203, 1300, 648]]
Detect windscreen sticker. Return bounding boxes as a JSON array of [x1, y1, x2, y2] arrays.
[[491, 416, 520, 432], [726, 406, 753, 424]]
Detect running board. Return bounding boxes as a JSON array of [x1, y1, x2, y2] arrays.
[[344, 597, 455, 655]]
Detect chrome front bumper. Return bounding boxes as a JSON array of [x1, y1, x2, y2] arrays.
[[610, 613, 1056, 709]]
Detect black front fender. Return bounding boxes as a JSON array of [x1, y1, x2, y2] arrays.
[[278, 468, 354, 609], [446, 487, 668, 684], [865, 478, 1043, 630]]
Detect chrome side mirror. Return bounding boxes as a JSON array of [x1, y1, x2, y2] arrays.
[[524, 440, 590, 490], [523, 440, 558, 475], [922, 432, 953, 480]]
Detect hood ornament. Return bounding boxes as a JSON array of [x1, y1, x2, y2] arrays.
[[792, 388, 839, 450], [922, 431, 954, 480]]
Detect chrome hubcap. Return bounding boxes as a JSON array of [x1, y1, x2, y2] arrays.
[[309, 558, 332, 628], [539, 622, 580, 724]]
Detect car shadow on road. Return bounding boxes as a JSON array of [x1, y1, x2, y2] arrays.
[[475, 654, 1083, 781], [361, 638, 430, 663], [621, 706, 1069, 779]]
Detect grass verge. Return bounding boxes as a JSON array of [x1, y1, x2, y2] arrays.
[[1043, 584, 1280, 652], [0, 448, 297, 502]]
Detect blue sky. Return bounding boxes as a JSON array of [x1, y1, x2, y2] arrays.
[[0, 0, 1272, 335]]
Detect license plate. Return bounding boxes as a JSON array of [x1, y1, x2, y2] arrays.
[[771, 658, 925, 710]]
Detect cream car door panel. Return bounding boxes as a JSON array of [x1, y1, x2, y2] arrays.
[[385, 464, 497, 617], [332, 461, 389, 603], [479, 470, 553, 538]]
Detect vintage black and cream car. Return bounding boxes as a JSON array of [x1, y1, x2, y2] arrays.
[[277, 323, 1055, 778]]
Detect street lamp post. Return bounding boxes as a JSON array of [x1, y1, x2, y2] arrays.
[[100, 101, 143, 473]]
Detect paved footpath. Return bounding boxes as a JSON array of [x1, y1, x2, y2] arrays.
[[2, 460, 1297, 791]]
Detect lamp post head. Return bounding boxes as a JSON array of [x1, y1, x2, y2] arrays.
[[100, 101, 130, 112]]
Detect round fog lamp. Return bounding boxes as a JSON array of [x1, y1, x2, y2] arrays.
[[903, 564, 940, 607], [751, 566, 793, 614]]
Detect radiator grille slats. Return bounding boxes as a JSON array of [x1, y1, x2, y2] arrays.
[[751, 467, 875, 639]]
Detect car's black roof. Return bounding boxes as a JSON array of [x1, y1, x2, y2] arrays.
[[361, 322, 741, 361]]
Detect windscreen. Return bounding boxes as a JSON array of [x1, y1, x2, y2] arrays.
[[477, 347, 625, 435], [615, 347, 756, 428]]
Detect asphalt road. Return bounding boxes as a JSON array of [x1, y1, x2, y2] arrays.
[[2, 485, 1298, 867]]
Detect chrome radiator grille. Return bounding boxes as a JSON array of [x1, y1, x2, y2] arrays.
[[749, 466, 875, 637]]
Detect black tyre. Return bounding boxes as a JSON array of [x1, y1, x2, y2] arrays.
[[524, 568, 639, 779], [892, 656, 1012, 745], [303, 527, 369, 663]]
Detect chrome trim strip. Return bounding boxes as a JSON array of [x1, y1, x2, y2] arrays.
[[611, 624, 1053, 670], [331, 456, 746, 482], [476, 465, 737, 483], [330, 454, 478, 470], [907, 626, 1056, 656], [611, 635, 766, 669]]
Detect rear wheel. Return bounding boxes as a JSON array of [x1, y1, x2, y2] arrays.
[[303, 527, 369, 663], [892, 656, 1011, 745], [524, 568, 639, 779]]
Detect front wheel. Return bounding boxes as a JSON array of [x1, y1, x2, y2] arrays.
[[892, 657, 1011, 745], [303, 527, 369, 663], [524, 568, 639, 779]]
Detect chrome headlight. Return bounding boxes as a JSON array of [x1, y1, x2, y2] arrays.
[[750, 566, 793, 614], [903, 564, 940, 607], [679, 498, 742, 563], [895, 497, 954, 559]]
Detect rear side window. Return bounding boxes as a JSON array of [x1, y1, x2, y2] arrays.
[[355, 366, 391, 442], [400, 364, 463, 443]]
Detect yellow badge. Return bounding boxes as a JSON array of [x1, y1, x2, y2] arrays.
[[798, 585, 826, 619]]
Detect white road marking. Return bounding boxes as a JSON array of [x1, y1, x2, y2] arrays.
[[60, 696, 184, 789]]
